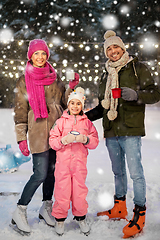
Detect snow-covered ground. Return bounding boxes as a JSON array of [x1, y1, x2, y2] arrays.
[[0, 106, 160, 240]]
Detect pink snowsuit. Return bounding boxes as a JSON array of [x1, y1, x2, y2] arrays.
[[49, 110, 99, 219]]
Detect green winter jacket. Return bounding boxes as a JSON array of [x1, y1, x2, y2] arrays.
[[86, 57, 160, 138]]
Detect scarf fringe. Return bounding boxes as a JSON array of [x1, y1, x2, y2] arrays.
[[101, 52, 130, 121]]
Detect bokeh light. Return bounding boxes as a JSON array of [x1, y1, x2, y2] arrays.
[[102, 14, 119, 29], [97, 192, 113, 209]]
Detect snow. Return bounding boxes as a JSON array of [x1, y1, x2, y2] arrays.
[[0, 106, 160, 240]]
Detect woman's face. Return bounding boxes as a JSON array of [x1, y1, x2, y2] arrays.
[[68, 99, 82, 115], [31, 50, 47, 68], [106, 44, 125, 62]]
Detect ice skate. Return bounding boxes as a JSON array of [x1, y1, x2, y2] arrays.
[[97, 195, 128, 220], [123, 205, 146, 238], [39, 200, 55, 227], [78, 219, 90, 236], [55, 221, 64, 236], [11, 205, 31, 236]]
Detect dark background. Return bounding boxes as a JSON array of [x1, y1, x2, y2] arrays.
[[0, 0, 160, 108]]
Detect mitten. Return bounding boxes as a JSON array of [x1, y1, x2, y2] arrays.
[[76, 134, 88, 144], [61, 133, 76, 145], [121, 87, 138, 101], [19, 140, 30, 156], [69, 72, 80, 89]]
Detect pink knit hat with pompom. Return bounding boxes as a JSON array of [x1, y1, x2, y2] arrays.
[[27, 39, 50, 60]]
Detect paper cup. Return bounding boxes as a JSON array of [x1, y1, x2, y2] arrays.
[[70, 131, 80, 143], [66, 71, 75, 81], [112, 88, 121, 99], [70, 131, 80, 136]]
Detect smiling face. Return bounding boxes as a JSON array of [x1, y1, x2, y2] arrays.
[[31, 50, 47, 68], [106, 44, 125, 62], [68, 99, 82, 115]]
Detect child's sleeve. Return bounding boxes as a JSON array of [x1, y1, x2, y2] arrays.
[[85, 121, 99, 150], [49, 120, 64, 150]]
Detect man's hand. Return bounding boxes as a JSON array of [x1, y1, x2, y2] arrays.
[[121, 87, 138, 101]]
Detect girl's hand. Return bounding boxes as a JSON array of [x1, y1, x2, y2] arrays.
[[61, 133, 76, 145], [76, 134, 88, 144]]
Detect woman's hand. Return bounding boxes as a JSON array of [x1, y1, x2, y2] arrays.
[[19, 140, 30, 156], [69, 73, 80, 89]]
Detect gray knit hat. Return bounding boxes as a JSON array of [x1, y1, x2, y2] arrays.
[[104, 30, 126, 58]]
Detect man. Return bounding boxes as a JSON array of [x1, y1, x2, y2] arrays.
[[86, 30, 160, 238]]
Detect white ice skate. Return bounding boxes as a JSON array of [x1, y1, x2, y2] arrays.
[[39, 200, 55, 227], [78, 219, 90, 235], [55, 221, 64, 236], [11, 205, 31, 236]]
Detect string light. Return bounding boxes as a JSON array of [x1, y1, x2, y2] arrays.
[[0, 39, 160, 80]]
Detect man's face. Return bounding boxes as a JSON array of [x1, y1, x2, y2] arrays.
[[106, 44, 125, 62]]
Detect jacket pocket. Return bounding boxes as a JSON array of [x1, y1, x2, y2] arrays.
[[124, 105, 144, 128]]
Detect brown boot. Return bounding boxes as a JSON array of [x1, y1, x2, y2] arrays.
[[97, 195, 128, 219], [123, 205, 146, 238]]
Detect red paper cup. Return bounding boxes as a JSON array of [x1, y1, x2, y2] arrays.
[[112, 88, 122, 98]]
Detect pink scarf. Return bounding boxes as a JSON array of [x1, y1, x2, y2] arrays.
[[25, 61, 57, 121]]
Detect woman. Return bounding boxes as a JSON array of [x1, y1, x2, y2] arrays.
[[11, 39, 79, 234]]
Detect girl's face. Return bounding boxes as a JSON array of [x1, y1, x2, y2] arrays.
[[31, 50, 47, 68], [68, 99, 82, 115], [106, 44, 125, 62]]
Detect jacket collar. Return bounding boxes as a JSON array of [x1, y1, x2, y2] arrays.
[[62, 110, 87, 120]]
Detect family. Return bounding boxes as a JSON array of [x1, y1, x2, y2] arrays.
[[11, 30, 160, 238]]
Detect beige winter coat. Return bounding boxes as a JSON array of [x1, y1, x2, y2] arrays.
[[14, 74, 72, 154]]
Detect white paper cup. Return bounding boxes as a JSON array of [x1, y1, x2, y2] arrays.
[[66, 71, 75, 81], [70, 131, 80, 135]]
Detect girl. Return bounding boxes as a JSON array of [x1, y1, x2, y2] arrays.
[[49, 87, 99, 236]]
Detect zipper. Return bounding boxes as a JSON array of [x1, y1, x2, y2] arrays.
[[74, 115, 77, 125]]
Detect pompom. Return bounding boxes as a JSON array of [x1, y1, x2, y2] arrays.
[[107, 109, 117, 121], [75, 87, 84, 95], [104, 30, 116, 40], [101, 99, 110, 109]]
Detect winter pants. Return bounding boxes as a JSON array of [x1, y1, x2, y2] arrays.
[[106, 136, 146, 207], [18, 148, 56, 206], [52, 157, 88, 219]]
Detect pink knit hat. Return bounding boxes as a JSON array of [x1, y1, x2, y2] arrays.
[[27, 39, 50, 60]]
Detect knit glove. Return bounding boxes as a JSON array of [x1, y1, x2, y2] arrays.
[[61, 133, 76, 145], [121, 87, 138, 101], [76, 134, 88, 144], [69, 72, 80, 89], [19, 140, 30, 156]]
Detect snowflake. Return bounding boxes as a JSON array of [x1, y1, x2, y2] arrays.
[[102, 14, 119, 29]]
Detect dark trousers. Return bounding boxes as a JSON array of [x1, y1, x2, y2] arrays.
[[18, 149, 56, 205]]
